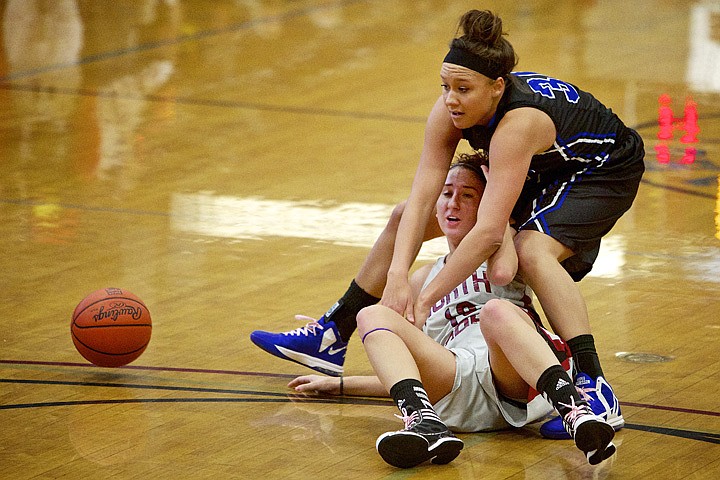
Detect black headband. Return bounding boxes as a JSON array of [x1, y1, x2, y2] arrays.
[[443, 46, 503, 79]]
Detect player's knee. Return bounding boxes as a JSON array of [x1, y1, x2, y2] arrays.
[[356, 304, 389, 337], [479, 299, 512, 338], [515, 235, 547, 278], [515, 231, 571, 279]]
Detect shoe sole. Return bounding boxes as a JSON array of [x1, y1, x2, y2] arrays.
[[376, 431, 463, 469], [575, 420, 616, 465], [250, 333, 343, 377]]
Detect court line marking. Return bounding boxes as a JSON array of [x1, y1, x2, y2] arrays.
[[2, 361, 719, 444], [623, 424, 720, 445], [0, 0, 368, 82], [2, 360, 719, 418], [0, 378, 391, 409], [2, 375, 718, 416], [1, 383, 717, 445], [0, 82, 427, 124], [636, 177, 717, 199], [0, 359, 294, 377]]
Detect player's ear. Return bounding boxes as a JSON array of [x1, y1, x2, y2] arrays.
[[491, 76, 505, 98]]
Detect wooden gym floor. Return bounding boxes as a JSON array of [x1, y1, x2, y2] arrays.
[[1, 0, 719, 478]]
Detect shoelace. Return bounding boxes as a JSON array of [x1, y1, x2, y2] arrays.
[[576, 385, 597, 403], [394, 410, 420, 431], [559, 397, 591, 431], [283, 315, 323, 337]]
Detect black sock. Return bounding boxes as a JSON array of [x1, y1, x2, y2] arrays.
[[567, 334, 604, 378], [322, 279, 380, 342], [536, 365, 587, 417], [389, 379, 441, 422]]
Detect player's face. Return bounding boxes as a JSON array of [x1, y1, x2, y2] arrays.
[[436, 167, 484, 248], [440, 63, 504, 129]]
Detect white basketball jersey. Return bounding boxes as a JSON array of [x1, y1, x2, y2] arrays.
[[422, 257, 555, 431], [422, 257, 534, 349]]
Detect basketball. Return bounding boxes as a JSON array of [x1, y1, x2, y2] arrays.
[[71, 288, 152, 367]]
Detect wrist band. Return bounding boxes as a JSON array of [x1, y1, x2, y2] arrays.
[[339, 375, 344, 396]]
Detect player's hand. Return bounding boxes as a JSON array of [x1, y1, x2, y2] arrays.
[[381, 274, 415, 324], [288, 375, 340, 395]]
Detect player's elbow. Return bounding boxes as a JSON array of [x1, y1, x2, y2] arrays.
[[487, 261, 516, 286], [484, 232, 518, 286]]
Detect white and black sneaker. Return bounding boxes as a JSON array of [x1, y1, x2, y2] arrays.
[[562, 399, 617, 465], [376, 409, 463, 468]]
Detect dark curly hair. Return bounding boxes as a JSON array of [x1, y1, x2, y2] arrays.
[[450, 151, 488, 183]]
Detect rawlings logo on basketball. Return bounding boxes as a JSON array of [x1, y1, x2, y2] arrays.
[[92, 302, 144, 322], [72, 288, 152, 367]]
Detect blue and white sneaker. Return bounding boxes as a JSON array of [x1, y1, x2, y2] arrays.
[[540, 373, 624, 440], [250, 315, 347, 376]]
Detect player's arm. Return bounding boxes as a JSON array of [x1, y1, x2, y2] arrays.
[[486, 223, 518, 286], [415, 107, 555, 319], [288, 374, 387, 397], [383, 96, 463, 321]]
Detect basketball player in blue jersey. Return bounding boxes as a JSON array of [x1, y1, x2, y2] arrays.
[[288, 156, 616, 468], [251, 9, 643, 439]]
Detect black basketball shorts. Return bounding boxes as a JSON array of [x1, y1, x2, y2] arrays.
[[512, 129, 645, 281]]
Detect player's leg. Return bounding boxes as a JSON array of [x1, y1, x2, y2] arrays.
[[356, 305, 462, 468], [250, 202, 443, 376], [510, 139, 645, 438], [514, 229, 624, 438], [514, 230, 597, 363], [478, 299, 616, 465], [357, 305, 456, 402], [330, 201, 444, 340], [479, 298, 564, 398]]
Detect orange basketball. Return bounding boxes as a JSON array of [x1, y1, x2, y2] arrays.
[[71, 288, 152, 367]]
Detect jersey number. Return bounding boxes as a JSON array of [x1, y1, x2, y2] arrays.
[[527, 76, 580, 104], [445, 301, 480, 341]]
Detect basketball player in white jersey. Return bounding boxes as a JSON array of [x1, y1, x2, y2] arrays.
[[289, 154, 617, 468]]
